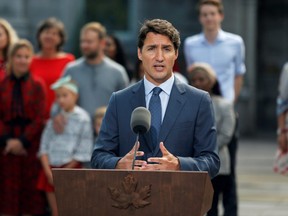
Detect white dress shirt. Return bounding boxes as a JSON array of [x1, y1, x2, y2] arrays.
[[144, 75, 175, 122]]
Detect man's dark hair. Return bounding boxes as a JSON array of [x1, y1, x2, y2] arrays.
[[138, 19, 180, 52]]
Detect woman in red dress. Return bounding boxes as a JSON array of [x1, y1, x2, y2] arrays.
[[0, 18, 18, 81], [30, 17, 75, 119], [0, 39, 46, 215]]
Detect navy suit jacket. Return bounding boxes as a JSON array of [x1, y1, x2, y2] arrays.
[[91, 78, 220, 178]]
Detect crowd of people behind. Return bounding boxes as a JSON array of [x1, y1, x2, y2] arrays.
[[0, 14, 129, 215], [0, 17, 132, 216], [0, 0, 287, 216]]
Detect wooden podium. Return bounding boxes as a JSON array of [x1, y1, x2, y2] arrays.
[[52, 169, 213, 216]]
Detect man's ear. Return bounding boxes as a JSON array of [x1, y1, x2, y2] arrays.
[[220, 14, 224, 22], [137, 48, 142, 61], [174, 49, 179, 60]]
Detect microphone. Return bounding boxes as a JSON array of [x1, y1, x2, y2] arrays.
[[130, 107, 151, 170]]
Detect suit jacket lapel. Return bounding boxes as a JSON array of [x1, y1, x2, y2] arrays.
[[154, 78, 187, 156], [130, 80, 154, 152]]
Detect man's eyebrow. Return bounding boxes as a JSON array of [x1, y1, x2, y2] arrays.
[[146, 44, 157, 48], [145, 44, 173, 48], [162, 44, 173, 48]]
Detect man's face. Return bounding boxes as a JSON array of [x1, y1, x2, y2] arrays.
[[199, 4, 223, 31], [80, 30, 104, 59], [138, 32, 178, 86]]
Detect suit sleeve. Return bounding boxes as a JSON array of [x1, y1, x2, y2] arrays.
[[177, 93, 220, 178], [90, 93, 122, 168]]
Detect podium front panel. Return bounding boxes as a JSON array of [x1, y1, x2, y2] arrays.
[[52, 169, 213, 216]]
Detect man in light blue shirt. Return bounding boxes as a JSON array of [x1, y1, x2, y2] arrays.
[[184, 1, 246, 216], [184, 30, 245, 102], [184, 3, 245, 103]]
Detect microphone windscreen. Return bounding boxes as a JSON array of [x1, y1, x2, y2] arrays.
[[130, 107, 151, 134]]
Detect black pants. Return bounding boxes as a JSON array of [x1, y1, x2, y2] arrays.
[[207, 115, 239, 216], [207, 174, 237, 216], [228, 115, 239, 215]]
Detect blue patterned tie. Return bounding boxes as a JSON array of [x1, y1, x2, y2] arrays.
[[149, 87, 162, 149]]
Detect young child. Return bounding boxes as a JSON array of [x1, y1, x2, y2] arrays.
[[37, 76, 93, 216]]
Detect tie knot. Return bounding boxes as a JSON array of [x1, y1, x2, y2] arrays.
[[152, 87, 162, 96]]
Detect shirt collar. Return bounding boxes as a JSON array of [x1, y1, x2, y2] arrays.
[[60, 105, 80, 117], [144, 74, 175, 96], [217, 29, 226, 41], [201, 29, 226, 44], [10, 72, 30, 81]]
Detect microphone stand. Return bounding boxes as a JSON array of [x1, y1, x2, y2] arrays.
[[131, 132, 139, 170]]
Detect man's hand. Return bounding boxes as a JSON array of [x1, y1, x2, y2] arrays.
[[53, 114, 66, 134], [3, 139, 27, 156], [116, 142, 147, 169], [141, 142, 180, 171]]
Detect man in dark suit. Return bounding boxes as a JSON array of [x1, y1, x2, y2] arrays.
[[91, 19, 220, 178]]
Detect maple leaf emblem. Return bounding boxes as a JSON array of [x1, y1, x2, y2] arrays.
[[108, 174, 152, 209]]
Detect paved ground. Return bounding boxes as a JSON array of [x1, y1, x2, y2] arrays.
[[219, 137, 288, 216]]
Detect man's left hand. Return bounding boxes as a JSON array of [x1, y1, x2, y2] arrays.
[[141, 142, 180, 171]]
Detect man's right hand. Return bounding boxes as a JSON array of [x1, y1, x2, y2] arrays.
[[53, 114, 66, 134], [115, 142, 147, 169]]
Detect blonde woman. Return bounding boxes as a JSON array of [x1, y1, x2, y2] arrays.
[[0, 18, 18, 81], [0, 39, 46, 215]]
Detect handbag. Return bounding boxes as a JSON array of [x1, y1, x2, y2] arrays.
[[273, 149, 288, 175]]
